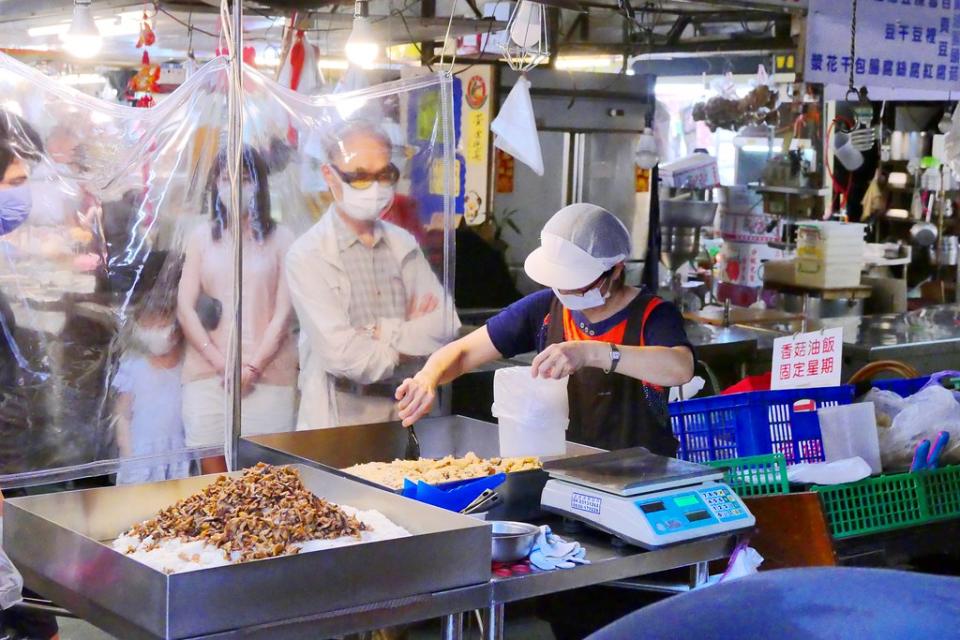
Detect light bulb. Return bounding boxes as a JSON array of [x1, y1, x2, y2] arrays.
[[509, 1, 542, 48], [345, 16, 379, 68], [61, 0, 102, 59]]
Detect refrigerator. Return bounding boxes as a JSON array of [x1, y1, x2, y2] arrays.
[[492, 69, 656, 294]]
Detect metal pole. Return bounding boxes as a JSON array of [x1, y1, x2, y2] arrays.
[[441, 612, 464, 640], [483, 604, 504, 640], [689, 561, 710, 589], [228, 0, 244, 471]]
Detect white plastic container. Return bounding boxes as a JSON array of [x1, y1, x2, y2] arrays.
[[795, 256, 864, 288], [492, 366, 569, 457], [817, 402, 883, 474], [496, 414, 567, 457]]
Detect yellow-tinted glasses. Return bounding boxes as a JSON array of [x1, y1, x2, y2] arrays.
[[331, 163, 400, 190]]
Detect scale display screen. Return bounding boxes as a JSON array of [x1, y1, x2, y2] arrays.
[[685, 510, 710, 522], [674, 495, 699, 508], [640, 501, 666, 514]]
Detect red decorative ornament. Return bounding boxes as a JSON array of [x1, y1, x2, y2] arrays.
[[135, 10, 156, 48]]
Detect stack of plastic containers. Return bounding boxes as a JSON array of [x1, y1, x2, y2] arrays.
[[794, 221, 866, 288]]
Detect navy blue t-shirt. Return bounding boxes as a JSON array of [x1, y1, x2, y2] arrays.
[[485, 288, 693, 358]]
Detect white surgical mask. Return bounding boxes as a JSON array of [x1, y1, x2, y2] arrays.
[[553, 285, 609, 311], [337, 181, 395, 222], [134, 324, 176, 356]]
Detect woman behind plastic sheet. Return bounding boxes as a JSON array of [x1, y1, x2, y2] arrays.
[[112, 264, 190, 485], [177, 145, 298, 474], [0, 108, 60, 640]]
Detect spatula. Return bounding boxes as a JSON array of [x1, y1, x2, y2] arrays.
[[404, 423, 421, 460]]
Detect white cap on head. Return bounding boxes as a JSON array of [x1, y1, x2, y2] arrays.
[[524, 203, 631, 290]]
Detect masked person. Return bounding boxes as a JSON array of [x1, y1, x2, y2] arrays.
[[0, 110, 61, 640], [286, 121, 459, 429], [113, 265, 190, 485], [177, 145, 299, 474], [396, 203, 694, 453]]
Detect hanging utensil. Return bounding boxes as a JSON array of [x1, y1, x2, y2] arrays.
[[910, 193, 939, 247]]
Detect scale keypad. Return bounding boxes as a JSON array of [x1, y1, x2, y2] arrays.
[[698, 487, 749, 521]]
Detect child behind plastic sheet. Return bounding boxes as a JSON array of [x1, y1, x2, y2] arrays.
[[112, 269, 190, 485]]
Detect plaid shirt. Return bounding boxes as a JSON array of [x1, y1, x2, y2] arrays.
[[333, 213, 407, 329]]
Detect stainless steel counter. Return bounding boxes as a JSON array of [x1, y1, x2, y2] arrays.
[[741, 304, 960, 375], [5, 465, 491, 640], [7, 420, 739, 639], [140, 527, 736, 640], [240, 416, 599, 522]]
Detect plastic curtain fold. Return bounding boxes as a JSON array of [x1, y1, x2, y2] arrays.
[[0, 52, 459, 488]]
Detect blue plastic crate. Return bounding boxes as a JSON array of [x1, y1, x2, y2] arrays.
[[869, 377, 929, 397], [669, 386, 855, 464]]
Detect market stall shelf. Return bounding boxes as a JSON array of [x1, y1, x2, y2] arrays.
[[4, 465, 491, 640], [239, 415, 602, 520]]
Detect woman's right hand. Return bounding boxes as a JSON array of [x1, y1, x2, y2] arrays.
[[396, 374, 437, 427]]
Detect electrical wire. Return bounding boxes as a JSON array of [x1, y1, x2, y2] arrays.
[[154, 3, 220, 38]]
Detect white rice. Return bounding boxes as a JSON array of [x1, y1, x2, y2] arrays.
[[112, 505, 410, 574]]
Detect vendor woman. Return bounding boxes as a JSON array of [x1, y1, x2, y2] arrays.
[[396, 202, 694, 453]]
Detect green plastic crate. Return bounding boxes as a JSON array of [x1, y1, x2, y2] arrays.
[[921, 465, 960, 519], [705, 453, 789, 497], [813, 474, 926, 538], [813, 465, 960, 539]]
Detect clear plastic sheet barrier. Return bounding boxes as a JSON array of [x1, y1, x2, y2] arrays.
[[0, 52, 458, 488]]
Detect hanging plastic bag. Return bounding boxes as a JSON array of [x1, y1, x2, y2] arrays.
[[491, 76, 543, 176], [0, 519, 23, 610]]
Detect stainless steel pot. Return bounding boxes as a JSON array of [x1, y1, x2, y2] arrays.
[[491, 521, 539, 562]]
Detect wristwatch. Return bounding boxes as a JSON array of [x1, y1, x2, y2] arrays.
[[604, 344, 621, 374]]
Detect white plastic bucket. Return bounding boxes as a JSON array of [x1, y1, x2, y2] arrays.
[[496, 413, 568, 458]]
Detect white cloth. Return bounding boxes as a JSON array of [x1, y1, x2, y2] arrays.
[[112, 356, 190, 485], [334, 390, 398, 426], [285, 207, 460, 429], [181, 377, 296, 448]]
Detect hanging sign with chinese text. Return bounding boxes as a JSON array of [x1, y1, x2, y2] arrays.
[[806, 0, 960, 91], [770, 328, 844, 390]]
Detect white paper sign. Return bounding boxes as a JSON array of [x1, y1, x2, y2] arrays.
[[770, 328, 844, 390], [806, 0, 960, 91]]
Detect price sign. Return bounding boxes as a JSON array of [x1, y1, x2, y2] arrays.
[[807, 0, 960, 91], [770, 327, 844, 390]]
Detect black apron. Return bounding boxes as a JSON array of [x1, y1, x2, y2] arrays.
[[544, 294, 678, 455]]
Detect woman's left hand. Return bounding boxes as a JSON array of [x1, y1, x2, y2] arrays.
[[531, 342, 598, 379]]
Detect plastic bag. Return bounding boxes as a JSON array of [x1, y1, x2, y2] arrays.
[[878, 385, 960, 470], [0, 520, 23, 610], [706, 541, 763, 586], [491, 366, 568, 423], [862, 388, 906, 428]]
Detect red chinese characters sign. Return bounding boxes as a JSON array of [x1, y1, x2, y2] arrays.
[[771, 327, 843, 390]]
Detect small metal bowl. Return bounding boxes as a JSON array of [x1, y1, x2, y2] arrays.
[[490, 521, 540, 562]]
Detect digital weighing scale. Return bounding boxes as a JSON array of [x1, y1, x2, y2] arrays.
[[540, 448, 755, 548]]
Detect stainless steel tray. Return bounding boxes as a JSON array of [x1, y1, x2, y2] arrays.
[[4, 464, 490, 640], [239, 416, 603, 521]]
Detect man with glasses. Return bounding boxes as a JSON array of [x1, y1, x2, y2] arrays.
[[286, 120, 459, 429]]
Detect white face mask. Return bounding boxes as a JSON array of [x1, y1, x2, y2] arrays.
[[134, 324, 176, 356], [337, 180, 395, 222], [553, 285, 609, 311]]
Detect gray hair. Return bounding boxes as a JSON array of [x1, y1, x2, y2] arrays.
[[322, 120, 392, 165]]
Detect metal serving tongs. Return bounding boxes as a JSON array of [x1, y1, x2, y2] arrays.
[[404, 424, 421, 461], [460, 489, 503, 515]]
